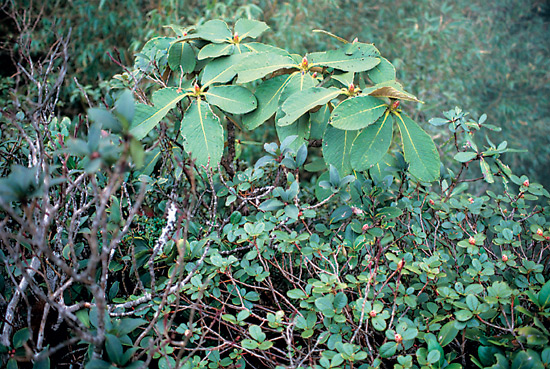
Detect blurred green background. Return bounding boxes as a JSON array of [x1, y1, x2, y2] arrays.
[[2, 0, 549, 185]]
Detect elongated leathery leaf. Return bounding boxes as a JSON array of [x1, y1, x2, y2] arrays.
[[235, 53, 296, 83], [367, 57, 396, 84], [184, 19, 232, 43], [242, 75, 292, 130], [308, 42, 380, 72], [205, 85, 257, 114], [181, 99, 224, 167], [130, 88, 187, 140], [168, 42, 196, 72], [201, 53, 249, 87], [278, 87, 342, 127], [279, 72, 316, 103], [323, 125, 359, 175], [350, 112, 393, 171], [330, 95, 387, 130], [276, 115, 310, 153], [198, 43, 234, 60], [363, 81, 421, 103], [234, 19, 269, 40], [394, 113, 440, 182]]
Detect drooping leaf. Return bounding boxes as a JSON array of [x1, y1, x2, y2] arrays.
[[234, 19, 269, 40], [364, 81, 421, 103], [168, 42, 196, 72], [180, 99, 224, 167], [235, 53, 296, 83], [330, 95, 387, 130], [368, 57, 396, 84], [130, 88, 187, 140], [350, 112, 393, 171], [308, 43, 380, 72], [242, 75, 292, 130], [240, 42, 289, 55], [323, 125, 359, 175], [279, 71, 316, 103], [205, 85, 257, 114], [480, 158, 495, 183], [276, 115, 310, 153], [394, 113, 440, 182], [278, 87, 341, 126], [539, 280, 550, 308], [198, 42, 234, 60], [310, 104, 331, 140], [201, 53, 249, 87]]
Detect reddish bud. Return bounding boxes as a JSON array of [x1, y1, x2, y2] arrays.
[[469, 197, 474, 204], [369, 310, 377, 317], [545, 236, 550, 240], [194, 83, 200, 94], [362, 224, 370, 232], [184, 329, 192, 337], [183, 31, 188, 36], [397, 259, 405, 270], [391, 100, 400, 110], [312, 72, 318, 78], [502, 254, 508, 262], [536, 228, 544, 236], [349, 83, 355, 93], [352, 37, 358, 43], [394, 333, 403, 343], [90, 151, 100, 160], [468, 236, 476, 245], [429, 199, 435, 205], [233, 32, 239, 43], [301, 56, 308, 68], [523, 179, 530, 187]]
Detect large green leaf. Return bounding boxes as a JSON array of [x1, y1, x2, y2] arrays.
[[198, 43, 234, 60], [350, 112, 393, 171], [201, 53, 248, 87], [309, 43, 380, 72], [367, 57, 396, 84], [242, 75, 292, 130], [330, 95, 387, 130], [279, 71, 316, 103], [240, 43, 289, 55], [185, 19, 232, 43], [234, 19, 269, 40], [278, 87, 342, 127], [395, 113, 440, 182], [323, 125, 359, 175], [205, 85, 257, 114], [168, 42, 196, 72], [130, 88, 187, 140], [181, 99, 224, 167], [235, 53, 297, 83]]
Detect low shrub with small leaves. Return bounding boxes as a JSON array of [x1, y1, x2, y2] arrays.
[[0, 18, 549, 369]]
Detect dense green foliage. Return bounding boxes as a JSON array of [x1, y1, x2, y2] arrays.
[[1, 3, 550, 369], [2, 0, 548, 185]]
